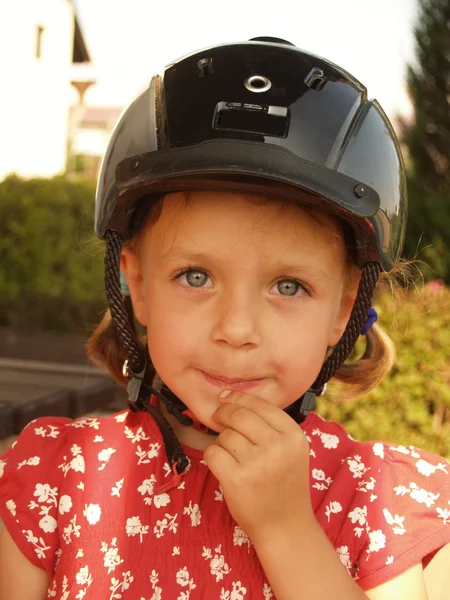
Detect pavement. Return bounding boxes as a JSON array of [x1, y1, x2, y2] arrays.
[[0, 327, 128, 453]]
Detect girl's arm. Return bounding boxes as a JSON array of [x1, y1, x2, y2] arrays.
[[0, 521, 49, 600], [253, 519, 429, 600]]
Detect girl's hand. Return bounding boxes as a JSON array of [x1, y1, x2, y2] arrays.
[[203, 390, 313, 544]]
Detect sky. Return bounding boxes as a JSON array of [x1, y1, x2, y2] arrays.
[[74, 0, 420, 123]]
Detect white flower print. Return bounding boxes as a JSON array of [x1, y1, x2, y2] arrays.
[[262, 583, 274, 599], [76, 548, 84, 558], [138, 475, 157, 505], [62, 514, 81, 544], [154, 493, 171, 508], [325, 501, 342, 522], [354, 527, 365, 538], [124, 425, 150, 444], [6, 499, 16, 516], [312, 468, 333, 491], [101, 538, 124, 574], [59, 494, 73, 515], [389, 445, 420, 458], [202, 544, 231, 582], [76, 565, 93, 586], [83, 503, 101, 525], [436, 502, 450, 525], [17, 456, 40, 469], [23, 529, 51, 560], [372, 442, 384, 459], [141, 569, 162, 600], [385, 556, 394, 565], [28, 483, 58, 533], [336, 546, 352, 572], [109, 571, 134, 599], [77, 482, 84, 490], [112, 478, 124, 497], [126, 516, 149, 543], [215, 485, 224, 502], [0, 459, 6, 478], [59, 444, 85, 477], [98, 448, 116, 471], [312, 428, 339, 449], [356, 477, 376, 493], [176, 566, 196, 598], [346, 455, 370, 479], [220, 580, 247, 600], [33, 482, 58, 506], [154, 513, 178, 538], [93, 435, 104, 442], [34, 424, 60, 438], [233, 526, 252, 550], [136, 443, 161, 465], [183, 501, 201, 526], [370, 494, 378, 503], [172, 545, 181, 556], [415, 459, 448, 477], [71, 418, 100, 430], [394, 482, 440, 507], [383, 508, 406, 535], [114, 411, 128, 423], [367, 529, 386, 553], [348, 505, 367, 526]]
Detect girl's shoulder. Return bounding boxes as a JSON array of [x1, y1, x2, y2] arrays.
[[305, 411, 450, 591], [0, 408, 157, 577]]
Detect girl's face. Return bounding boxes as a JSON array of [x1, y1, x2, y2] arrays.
[[121, 191, 359, 442]]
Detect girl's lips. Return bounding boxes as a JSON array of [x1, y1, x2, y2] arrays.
[[199, 370, 266, 391]]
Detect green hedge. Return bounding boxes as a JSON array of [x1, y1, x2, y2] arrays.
[[0, 175, 105, 333], [1, 175, 449, 456], [323, 285, 450, 459]]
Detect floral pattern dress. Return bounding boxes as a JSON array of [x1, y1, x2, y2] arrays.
[[1, 401, 450, 598]]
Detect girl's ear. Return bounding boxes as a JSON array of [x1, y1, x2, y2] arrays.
[[120, 246, 147, 326]]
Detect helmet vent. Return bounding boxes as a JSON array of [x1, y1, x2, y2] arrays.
[[197, 58, 214, 77], [305, 67, 327, 90]]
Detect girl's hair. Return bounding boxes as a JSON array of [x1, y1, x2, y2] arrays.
[[86, 193, 406, 401]]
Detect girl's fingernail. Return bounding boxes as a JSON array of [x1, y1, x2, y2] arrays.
[[219, 389, 232, 399]]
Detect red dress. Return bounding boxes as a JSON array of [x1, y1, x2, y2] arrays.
[[1, 401, 450, 598]]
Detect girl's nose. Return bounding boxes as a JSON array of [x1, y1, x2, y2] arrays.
[[211, 290, 263, 349]]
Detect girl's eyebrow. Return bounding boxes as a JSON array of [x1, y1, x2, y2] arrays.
[[160, 249, 331, 281]]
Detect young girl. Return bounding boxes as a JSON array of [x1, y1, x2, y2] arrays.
[[1, 38, 449, 600]]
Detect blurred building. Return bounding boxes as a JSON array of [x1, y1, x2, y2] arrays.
[[0, 0, 94, 180], [68, 105, 123, 179]]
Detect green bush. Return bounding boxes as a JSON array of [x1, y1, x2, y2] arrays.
[[0, 175, 105, 333], [323, 285, 450, 459]]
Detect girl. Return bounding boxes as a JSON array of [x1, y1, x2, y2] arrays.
[[1, 38, 449, 600]]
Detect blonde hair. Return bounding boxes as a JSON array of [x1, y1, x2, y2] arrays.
[[86, 193, 407, 401]]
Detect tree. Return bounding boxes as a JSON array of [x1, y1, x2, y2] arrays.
[[399, 0, 450, 280]]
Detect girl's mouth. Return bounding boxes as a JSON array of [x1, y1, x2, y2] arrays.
[[199, 370, 267, 391]]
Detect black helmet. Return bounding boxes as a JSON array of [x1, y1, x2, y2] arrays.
[[96, 37, 407, 272], [95, 39, 407, 470]]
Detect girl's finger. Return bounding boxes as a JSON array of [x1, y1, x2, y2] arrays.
[[214, 426, 255, 463], [219, 390, 298, 434], [213, 402, 277, 446]]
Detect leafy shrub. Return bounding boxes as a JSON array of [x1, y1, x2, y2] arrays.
[[0, 174, 105, 333], [324, 284, 450, 458]]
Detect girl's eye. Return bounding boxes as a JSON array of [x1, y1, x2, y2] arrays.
[[175, 268, 308, 298], [175, 268, 211, 288], [272, 279, 307, 298]]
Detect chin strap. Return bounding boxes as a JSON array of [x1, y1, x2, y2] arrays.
[[124, 356, 322, 432]]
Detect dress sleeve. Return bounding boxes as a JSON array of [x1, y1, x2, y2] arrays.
[[0, 416, 72, 577], [352, 442, 450, 592]]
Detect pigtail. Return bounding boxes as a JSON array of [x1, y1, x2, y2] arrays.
[[85, 304, 147, 387], [330, 323, 396, 400]]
